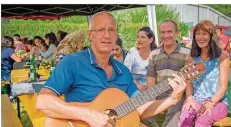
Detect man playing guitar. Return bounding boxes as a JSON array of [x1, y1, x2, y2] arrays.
[[36, 11, 187, 127]]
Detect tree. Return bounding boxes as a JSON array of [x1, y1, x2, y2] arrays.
[[207, 4, 231, 18]]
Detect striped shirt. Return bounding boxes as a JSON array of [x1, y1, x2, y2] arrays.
[[147, 44, 190, 84]]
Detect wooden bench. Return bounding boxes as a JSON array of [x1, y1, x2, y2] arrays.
[[213, 117, 231, 127], [1, 94, 23, 127]]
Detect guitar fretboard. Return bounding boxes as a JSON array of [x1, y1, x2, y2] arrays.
[[111, 62, 202, 119], [113, 76, 176, 119]]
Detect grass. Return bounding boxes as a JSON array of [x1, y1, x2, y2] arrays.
[[12, 101, 33, 127]]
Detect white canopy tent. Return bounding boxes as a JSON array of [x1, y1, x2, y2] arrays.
[[147, 5, 159, 45]]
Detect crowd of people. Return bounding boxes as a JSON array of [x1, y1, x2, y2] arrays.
[[1, 11, 230, 127], [1, 30, 87, 82]]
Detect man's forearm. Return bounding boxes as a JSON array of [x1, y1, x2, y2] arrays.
[[36, 94, 90, 121], [185, 82, 193, 101], [147, 77, 156, 88], [138, 97, 176, 119]]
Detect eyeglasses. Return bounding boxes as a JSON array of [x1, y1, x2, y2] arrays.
[[90, 28, 117, 35]]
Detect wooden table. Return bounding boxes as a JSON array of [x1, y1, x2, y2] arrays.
[[11, 69, 29, 83], [11, 69, 50, 127]]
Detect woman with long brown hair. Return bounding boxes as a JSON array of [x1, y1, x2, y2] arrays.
[[179, 20, 230, 127]]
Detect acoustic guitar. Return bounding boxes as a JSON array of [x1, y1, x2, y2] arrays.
[[44, 63, 205, 127]]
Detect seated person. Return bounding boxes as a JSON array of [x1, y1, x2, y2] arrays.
[[13, 34, 26, 52], [25, 39, 33, 53], [32, 36, 43, 56], [124, 27, 156, 91], [55, 31, 85, 64], [40, 39, 54, 60], [1, 36, 22, 81], [112, 37, 128, 63], [179, 20, 230, 127], [36, 11, 187, 127]]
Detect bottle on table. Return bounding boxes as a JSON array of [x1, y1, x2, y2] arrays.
[[50, 59, 55, 75], [29, 54, 38, 82]]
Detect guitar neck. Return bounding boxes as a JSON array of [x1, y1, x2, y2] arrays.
[[114, 79, 173, 119]]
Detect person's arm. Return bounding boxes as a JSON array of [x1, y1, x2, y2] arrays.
[[210, 51, 230, 104], [8, 48, 22, 62], [185, 82, 194, 101], [37, 88, 91, 119], [138, 74, 186, 118], [180, 55, 197, 111], [198, 51, 230, 115], [36, 88, 109, 126], [134, 80, 147, 91], [146, 51, 157, 88], [36, 55, 110, 127], [219, 36, 229, 52], [124, 49, 134, 71], [224, 36, 230, 52], [147, 77, 156, 88], [219, 41, 228, 50], [41, 44, 56, 58], [10, 53, 22, 62]]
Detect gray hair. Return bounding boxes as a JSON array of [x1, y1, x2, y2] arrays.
[[88, 11, 117, 30]]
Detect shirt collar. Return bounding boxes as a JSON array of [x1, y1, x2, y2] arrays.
[[88, 48, 97, 65], [87, 48, 123, 75], [160, 42, 181, 53]]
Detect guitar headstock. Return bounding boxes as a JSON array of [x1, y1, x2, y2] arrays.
[[180, 62, 205, 81]]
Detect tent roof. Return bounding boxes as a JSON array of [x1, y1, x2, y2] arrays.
[[1, 4, 145, 20]]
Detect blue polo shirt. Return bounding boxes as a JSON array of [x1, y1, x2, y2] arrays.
[[44, 48, 139, 102]]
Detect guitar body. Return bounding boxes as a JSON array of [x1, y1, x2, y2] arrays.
[[45, 88, 140, 127]]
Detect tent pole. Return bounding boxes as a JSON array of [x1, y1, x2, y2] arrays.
[[87, 15, 92, 28], [147, 5, 159, 45]]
